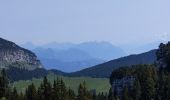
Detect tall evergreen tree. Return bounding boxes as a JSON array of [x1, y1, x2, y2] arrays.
[[108, 88, 115, 100], [59, 79, 67, 100], [156, 42, 170, 100], [52, 80, 59, 100], [77, 83, 85, 100], [132, 79, 141, 100], [0, 69, 9, 98], [122, 86, 132, 100], [67, 88, 76, 100], [9, 87, 19, 100], [25, 83, 37, 100], [43, 76, 52, 100], [156, 42, 170, 71], [77, 81, 93, 100], [37, 83, 44, 100]]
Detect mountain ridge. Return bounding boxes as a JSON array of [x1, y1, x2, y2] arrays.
[[21, 41, 126, 72], [0, 37, 43, 70], [69, 49, 156, 77]]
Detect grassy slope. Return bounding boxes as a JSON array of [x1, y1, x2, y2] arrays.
[[12, 73, 110, 94]]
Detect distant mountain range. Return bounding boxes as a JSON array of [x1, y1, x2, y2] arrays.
[[0, 37, 158, 81], [21, 41, 126, 72]]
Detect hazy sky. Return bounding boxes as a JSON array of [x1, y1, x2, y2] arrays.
[[0, 0, 170, 46]]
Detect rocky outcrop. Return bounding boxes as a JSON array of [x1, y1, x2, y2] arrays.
[[0, 38, 43, 70]]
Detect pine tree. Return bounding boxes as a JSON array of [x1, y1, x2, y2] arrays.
[[43, 76, 52, 100], [132, 79, 141, 100], [156, 42, 170, 71], [122, 86, 132, 100], [52, 80, 58, 100], [108, 88, 115, 100], [164, 73, 170, 100], [67, 88, 76, 100], [0, 69, 9, 98], [97, 92, 107, 100], [18, 92, 24, 100], [142, 69, 156, 100], [156, 69, 165, 100], [25, 83, 37, 100], [77, 81, 93, 100], [77, 83, 84, 100], [37, 83, 44, 100], [61, 79, 67, 100], [9, 87, 19, 100]]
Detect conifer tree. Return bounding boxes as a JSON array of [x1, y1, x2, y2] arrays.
[[43, 76, 52, 100], [122, 86, 132, 100], [77, 81, 93, 100], [18, 92, 24, 100], [52, 80, 58, 100], [60, 79, 67, 100], [10, 87, 19, 100], [77, 83, 84, 100], [67, 88, 76, 100], [37, 83, 44, 100], [25, 83, 37, 100], [132, 79, 141, 100], [0, 69, 9, 98], [108, 88, 115, 100]]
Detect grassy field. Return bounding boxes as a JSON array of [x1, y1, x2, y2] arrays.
[[12, 73, 110, 94]]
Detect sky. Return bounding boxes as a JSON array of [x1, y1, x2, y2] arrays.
[[0, 0, 170, 53]]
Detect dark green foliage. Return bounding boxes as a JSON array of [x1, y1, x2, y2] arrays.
[[156, 42, 170, 71], [132, 79, 141, 100], [108, 88, 115, 100], [122, 86, 132, 100], [96, 92, 107, 100], [155, 42, 170, 100], [25, 83, 37, 100], [37, 83, 44, 100], [67, 88, 76, 100], [77, 81, 93, 100], [6, 67, 48, 82], [0, 69, 9, 99], [42, 76, 52, 100], [109, 42, 170, 100], [9, 87, 19, 100], [156, 70, 170, 100], [21, 77, 75, 100], [110, 64, 157, 100], [70, 50, 156, 78]]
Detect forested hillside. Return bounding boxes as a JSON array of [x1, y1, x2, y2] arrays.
[[70, 50, 156, 77]]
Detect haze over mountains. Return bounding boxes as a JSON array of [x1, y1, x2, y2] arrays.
[[21, 42, 126, 72], [0, 37, 159, 81]]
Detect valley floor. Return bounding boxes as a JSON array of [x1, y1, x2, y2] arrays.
[[12, 73, 110, 94]]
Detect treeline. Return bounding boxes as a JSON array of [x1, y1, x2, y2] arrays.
[[109, 42, 170, 100], [110, 64, 158, 100], [0, 69, 115, 100]]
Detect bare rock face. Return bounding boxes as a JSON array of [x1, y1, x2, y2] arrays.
[[0, 38, 43, 70]]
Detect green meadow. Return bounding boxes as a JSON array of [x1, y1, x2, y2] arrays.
[[12, 73, 110, 94]]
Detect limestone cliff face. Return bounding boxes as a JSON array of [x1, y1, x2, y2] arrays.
[[0, 38, 43, 70]]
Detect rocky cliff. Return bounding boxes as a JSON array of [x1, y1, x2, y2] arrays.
[[0, 38, 43, 70]]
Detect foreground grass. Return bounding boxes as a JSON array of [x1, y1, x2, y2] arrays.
[[12, 73, 110, 94]]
